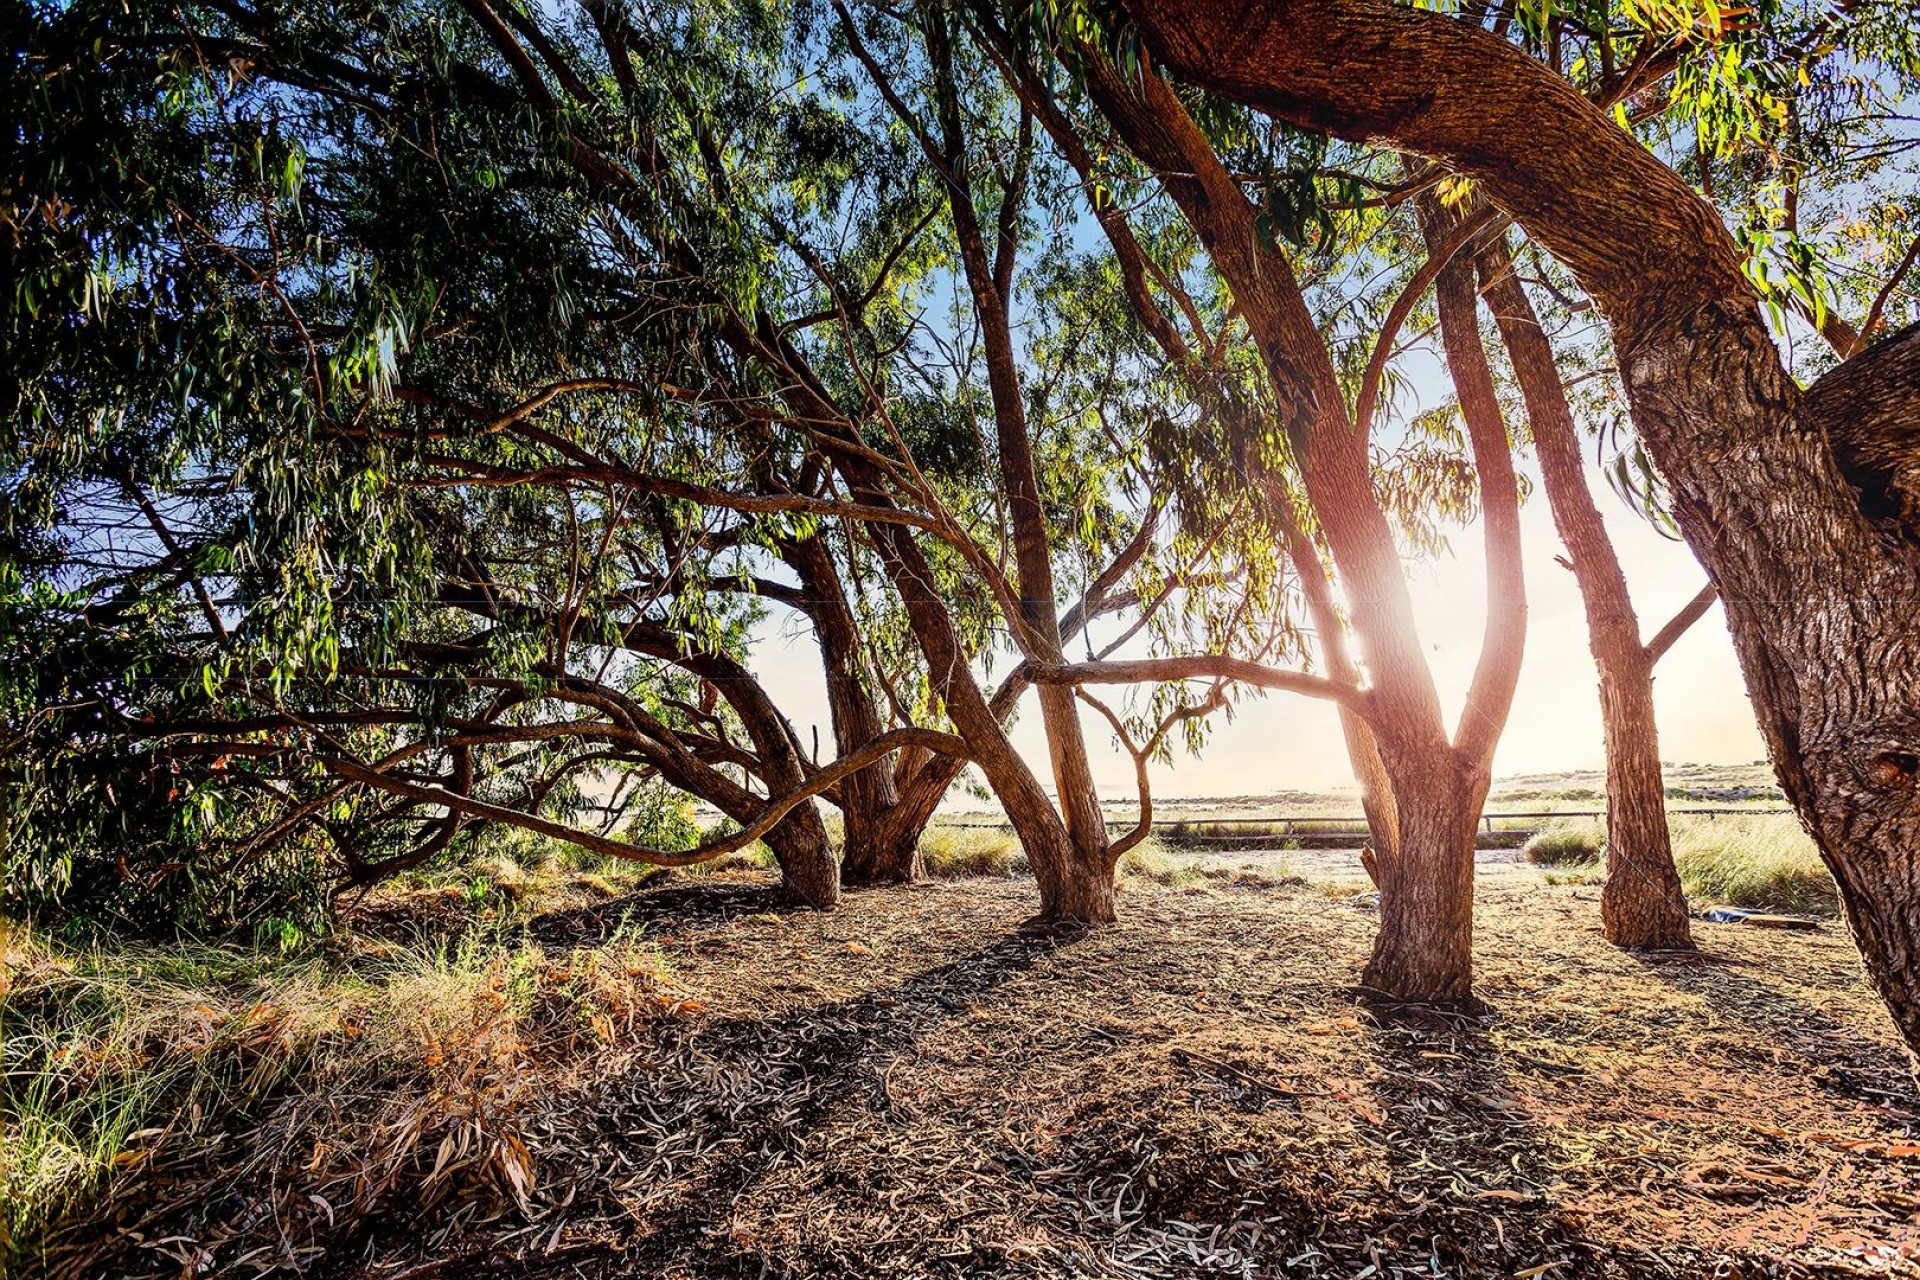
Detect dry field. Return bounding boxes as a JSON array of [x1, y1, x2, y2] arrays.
[[40, 865, 1920, 1280]]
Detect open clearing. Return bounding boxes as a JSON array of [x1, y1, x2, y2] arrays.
[[50, 867, 1918, 1280]]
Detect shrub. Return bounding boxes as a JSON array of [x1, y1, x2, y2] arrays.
[[1521, 818, 1604, 866], [1671, 816, 1836, 915]]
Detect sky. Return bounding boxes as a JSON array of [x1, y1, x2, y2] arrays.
[[741, 454, 1769, 802]]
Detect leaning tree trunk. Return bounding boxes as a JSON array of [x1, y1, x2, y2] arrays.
[[622, 623, 841, 909], [1477, 236, 1692, 951], [1118, 0, 1920, 1052]]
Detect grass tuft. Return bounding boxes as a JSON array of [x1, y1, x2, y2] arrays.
[[1522, 818, 1604, 866], [1115, 838, 1204, 888], [1671, 815, 1836, 915], [917, 827, 1026, 879]]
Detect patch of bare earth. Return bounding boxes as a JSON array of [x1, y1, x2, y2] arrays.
[[68, 875, 1920, 1278]]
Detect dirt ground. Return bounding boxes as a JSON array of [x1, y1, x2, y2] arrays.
[[70, 870, 1920, 1279]]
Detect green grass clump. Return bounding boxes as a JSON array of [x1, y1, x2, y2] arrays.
[[1521, 818, 1604, 866], [1670, 816, 1836, 914], [917, 827, 1026, 879], [1115, 838, 1204, 887]]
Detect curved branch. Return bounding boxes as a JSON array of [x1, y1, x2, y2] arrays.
[[1021, 656, 1365, 711]]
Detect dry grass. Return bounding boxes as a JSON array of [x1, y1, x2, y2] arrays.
[[1, 911, 685, 1277], [918, 825, 1027, 879], [1521, 817, 1605, 866], [1672, 815, 1837, 914], [1517, 816, 1838, 916]]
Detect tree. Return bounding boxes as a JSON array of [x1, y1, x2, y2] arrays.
[[1114, 0, 1920, 1053], [1007, 35, 1528, 1001]]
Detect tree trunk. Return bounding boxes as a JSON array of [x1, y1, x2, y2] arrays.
[[1079, 56, 1520, 997], [762, 806, 841, 909], [840, 806, 925, 885], [928, 16, 1113, 884], [779, 533, 925, 886], [1594, 651, 1692, 947], [1364, 750, 1485, 1003], [1477, 236, 1692, 950]]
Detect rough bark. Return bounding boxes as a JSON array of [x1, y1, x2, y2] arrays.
[[1363, 753, 1485, 1003], [1478, 235, 1692, 950], [1119, 0, 1920, 1052], [1807, 320, 1920, 530]]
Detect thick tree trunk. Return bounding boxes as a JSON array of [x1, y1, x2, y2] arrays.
[[762, 807, 841, 909], [1365, 751, 1485, 1003], [1477, 237, 1692, 950], [1118, 0, 1920, 1051]]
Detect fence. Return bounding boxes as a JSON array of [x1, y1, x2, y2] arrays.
[[935, 806, 1793, 846]]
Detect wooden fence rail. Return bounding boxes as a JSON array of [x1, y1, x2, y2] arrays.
[[935, 807, 1792, 838]]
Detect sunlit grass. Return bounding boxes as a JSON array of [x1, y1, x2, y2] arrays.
[[1671, 816, 1835, 915], [1517, 815, 1836, 915], [917, 826, 1026, 879], [0, 915, 676, 1270], [1521, 818, 1605, 866]]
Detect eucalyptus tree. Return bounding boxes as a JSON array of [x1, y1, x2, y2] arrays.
[[3, 0, 909, 916], [10, 0, 1291, 926], [1108, 0, 1920, 1053], [961, 18, 1531, 1001]]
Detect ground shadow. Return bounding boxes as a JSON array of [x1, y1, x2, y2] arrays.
[[359, 930, 1062, 1279], [525, 876, 800, 952], [1627, 943, 1917, 1108]]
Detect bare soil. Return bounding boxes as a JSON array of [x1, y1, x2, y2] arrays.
[[65, 871, 1920, 1279]]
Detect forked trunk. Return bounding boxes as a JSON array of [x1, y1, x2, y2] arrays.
[[839, 803, 925, 885], [1364, 752, 1485, 1003]]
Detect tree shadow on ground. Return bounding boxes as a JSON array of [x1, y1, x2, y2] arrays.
[[524, 875, 800, 952], [415, 930, 1061, 1279], [1626, 943, 1917, 1108], [1347, 998, 1740, 1278]]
